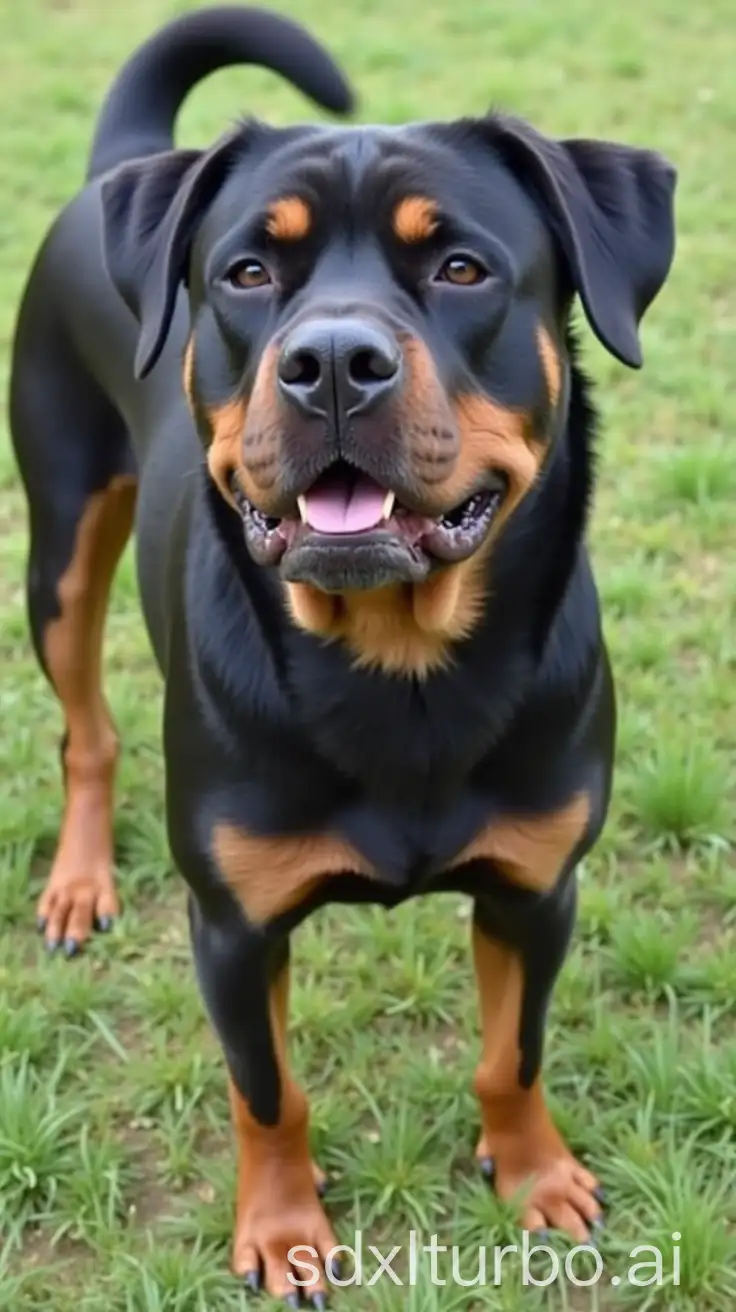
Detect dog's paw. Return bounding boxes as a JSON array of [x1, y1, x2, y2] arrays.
[[36, 860, 119, 957], [477, 1136, 603, 1243], [312, 1160, 328, 1196], [233, 1165, 338, 1302]]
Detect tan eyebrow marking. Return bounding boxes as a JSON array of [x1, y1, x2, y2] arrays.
[[265, 196, 312, 241], [393, 196, 439, 243]]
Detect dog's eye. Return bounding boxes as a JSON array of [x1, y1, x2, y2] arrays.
[[228, 260, 272, 290], [435, 255, 487, 287]]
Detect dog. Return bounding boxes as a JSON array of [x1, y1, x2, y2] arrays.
[[10, 3, 676, 1302]]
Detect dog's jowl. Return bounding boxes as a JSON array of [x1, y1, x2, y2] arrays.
[[9, 4, 675, 1299]]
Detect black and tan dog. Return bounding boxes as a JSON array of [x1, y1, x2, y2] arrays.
[[10, 3, 676, 1301]]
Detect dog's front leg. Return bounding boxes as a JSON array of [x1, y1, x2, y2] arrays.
[[189, 897, 336, 1304], [471, 885, 603, 1242]]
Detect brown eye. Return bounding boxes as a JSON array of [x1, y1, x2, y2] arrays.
[[436, 255, 487, 286], [229, 260, 272, 289]]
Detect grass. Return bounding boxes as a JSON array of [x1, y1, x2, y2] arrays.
[[0, 0, 735, 1308]]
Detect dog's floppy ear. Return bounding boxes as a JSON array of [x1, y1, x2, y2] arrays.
[[101, 133, 238, 379], [487, 116, 677, 367]]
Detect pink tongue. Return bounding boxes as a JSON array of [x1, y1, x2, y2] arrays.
[[304, 472, 387, 534]]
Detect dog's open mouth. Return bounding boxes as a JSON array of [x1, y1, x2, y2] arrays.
[[230, 462, 508, 587]]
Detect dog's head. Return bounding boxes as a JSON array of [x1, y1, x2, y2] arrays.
[[102, 116, 675, 674]]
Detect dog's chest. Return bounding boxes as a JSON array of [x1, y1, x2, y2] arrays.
[[286, 633, 532, 813], [213, 791, 589, 928], [335, 791, 588, 896]]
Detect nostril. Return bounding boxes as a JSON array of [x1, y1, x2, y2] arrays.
[[349, 347, 400, 386], [279, 348, 321, 388]]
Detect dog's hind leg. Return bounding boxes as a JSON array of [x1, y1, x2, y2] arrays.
[[10, 341, 137, 955]]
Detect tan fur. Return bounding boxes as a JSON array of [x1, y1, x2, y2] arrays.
[[213, 822, 374, 924], [37, 475, 138, 945], [445, 394, 544, 527], [473, 932, 527, 1105], [206, 345, 283, 510], [206, 397, 248, 507], [411, 549, 489, 637], [266, 196, 311, 241], [284, 559, 491, 678], [229, 964, 334, 1288], [392, 196, 439, 243], [182, 336, 195, 413], [283, 582, 338, 638], [536, 324, 562, 408], [452, 793, 590, 892], [472, 927, 601, 1239]]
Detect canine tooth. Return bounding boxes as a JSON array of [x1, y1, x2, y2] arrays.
[[297, 496, 309, 524], [381, 491, 396, 520]]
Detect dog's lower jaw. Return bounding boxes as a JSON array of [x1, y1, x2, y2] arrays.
[[280, 528, 432, 592]]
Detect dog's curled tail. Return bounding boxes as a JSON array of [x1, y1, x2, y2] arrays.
[[87, 4, 354, 180]]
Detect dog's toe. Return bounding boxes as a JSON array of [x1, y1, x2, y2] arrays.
[[478, 1155, 495, 1182]]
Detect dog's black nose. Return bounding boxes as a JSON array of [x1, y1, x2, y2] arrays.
[[278, 318, 402, 420]]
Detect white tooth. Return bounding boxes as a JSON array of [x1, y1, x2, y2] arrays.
[[381, 491, 396, 521], [297, 495, 309, 524]]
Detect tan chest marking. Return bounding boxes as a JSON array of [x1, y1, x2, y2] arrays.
[[213, 823, 375, 924], [451, 793, 590, 892]]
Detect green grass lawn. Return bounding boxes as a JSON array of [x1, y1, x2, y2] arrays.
[[1, 0, 735, 1308]]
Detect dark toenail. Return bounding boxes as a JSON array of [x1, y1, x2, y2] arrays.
[[326, 1257, 342, 1283], [316, 1176, 328, 1198], [593, 1186, 607, 1205], [243, 1269, 260, 1291], [310, 1295, 327, 1310], [46, 938, 60, 953], [478, 1156, 495, 1181], [532, 1229, 550, 1242], [96, 915, 113, 933], [592, 1216, 605, 1230], [36, 917, 47, 933], [285, 1295, 300, 1309], [64, 938, 80, 958]]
